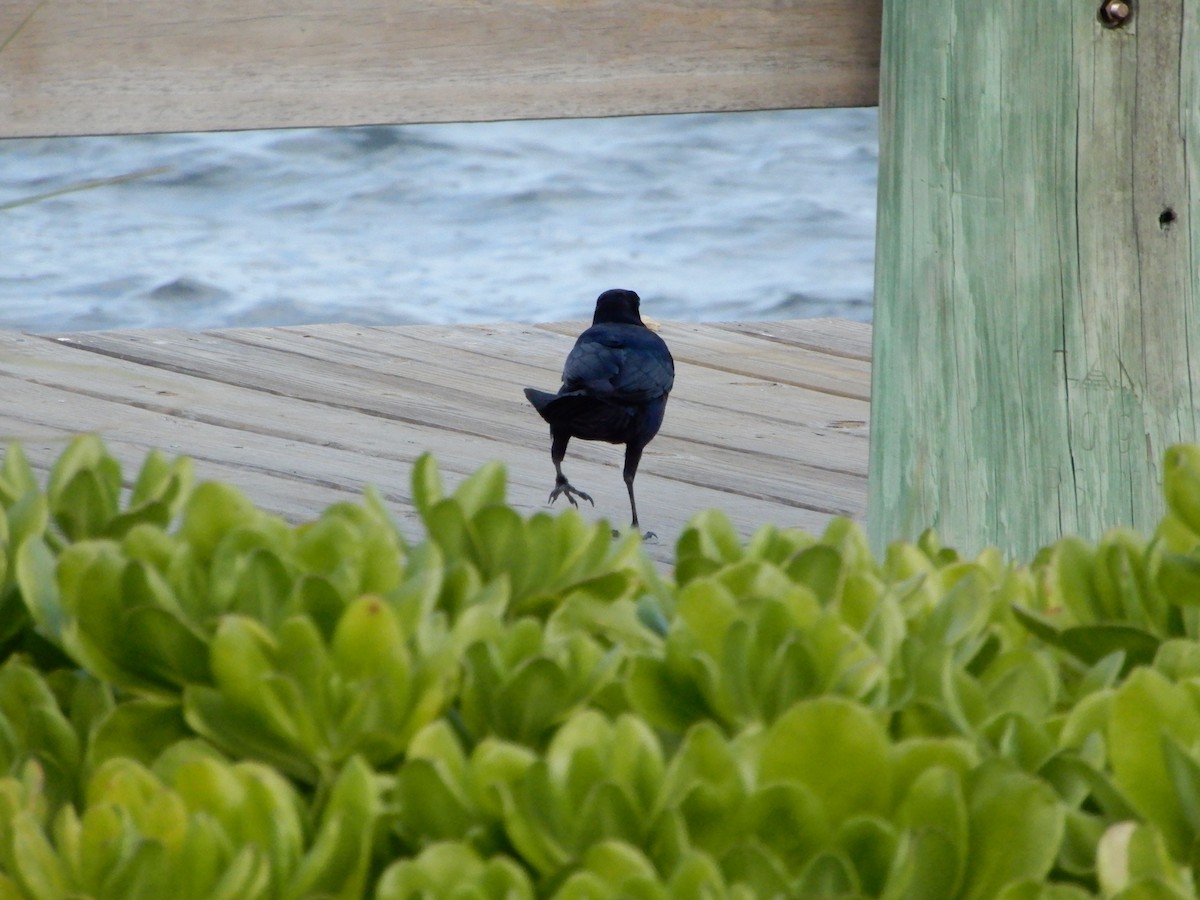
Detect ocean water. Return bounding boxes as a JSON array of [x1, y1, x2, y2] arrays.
[[0, 108, 877, 333]]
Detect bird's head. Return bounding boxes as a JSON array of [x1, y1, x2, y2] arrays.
[[592, 289, 645, 326]]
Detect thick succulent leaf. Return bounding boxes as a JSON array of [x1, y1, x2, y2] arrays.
[[376, 842, 535, 900], [758, 697, 891, 826], [1108, 668, 1200, 858], [960, 762, 1065, 900], [86, 699, 190, 771]]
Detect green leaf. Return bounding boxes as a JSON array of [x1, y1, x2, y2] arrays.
[[1092, 529, 1160, 630], [1155, 549, 1200, 607], [719, 838, 791, 897], [393, 757, 477, 844], [87, 700, 190, 771], [1047, 535, 1106, 623], [8, 810, 69, 900], [376, 843, 535, 900], [130, 450, 193, 521], [331, 595, 410, 688], [892, 765, 968, 898], [216, 544, 295, 625], [470, 505, 529, 584], [297, 512, 362, 581], [286, 756, 380, 898], [178, 482, 264, 564], [183, 686, 316, 784], [1037, 752, 1138, 821], [1014, 607, 1159, 674], [1097, 821, 1193, 898], [1011, 603, 1062, 643], [666, 850, 736, 898], [658, 723, 748, 855], [425, 499, 471, 560], [6, 486, 48, 552], [184, 617, 319, 780], [1162, 445, 1200, 537], [572, 780, 641, 852], [740, 781, 829, 872], [46, 435, 121, 541], [1160, 733, 1200, 837], [498, 761, 572, 876], [675, 579, 739, 662], [676, 510, 743, 577], [1154, 639, 1200, 680], [1108, 668, 1200, 858], [410, 453, 444, 521], [453, 460, 507, 516], [497, 657, 572, 745], [794, 848, 859, 896], [163, 756, 302, 893], [994, 881, 1095, 900], [1055, 807, 1107, 880], [0, 443, 38, 507], [15, 537, 63, 642], [785, 545, 844, 602], [624, 654, 711, 735], [578, 839, 659, 887], [959, 761, 1065, 900], [758, 697, 891, 826], [835, 815, 898, 896], [121, 579, 211, 686]]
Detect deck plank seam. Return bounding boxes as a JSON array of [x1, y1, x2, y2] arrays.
[[43, 331, 869, 453], [237, 324, 871, 401], [710, 323, 873, 362], [270, 327, 871, 429], [10, 368, 851, 506]]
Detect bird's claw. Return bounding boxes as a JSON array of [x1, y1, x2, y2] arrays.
[[611, 528, 658, 542], [548, 481, 593, 508]]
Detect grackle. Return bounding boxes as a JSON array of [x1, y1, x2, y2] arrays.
[[524, 289, 674, 537]]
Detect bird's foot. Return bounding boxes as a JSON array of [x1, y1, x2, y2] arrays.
[[548, 479, 593, 509], [612, 527, 658, 542]]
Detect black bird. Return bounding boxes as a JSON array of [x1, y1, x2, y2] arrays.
[[524, 289, 674, 536]]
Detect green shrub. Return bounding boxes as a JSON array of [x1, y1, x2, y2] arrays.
[[5, 434, 1200, 897]]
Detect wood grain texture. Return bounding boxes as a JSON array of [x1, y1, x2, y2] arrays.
[[0, 320, 870, 565], [0, 0, 882, 138], [870, 0, 1199, 558]]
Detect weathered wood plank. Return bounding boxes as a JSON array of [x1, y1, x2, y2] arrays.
[[274, 323, 869, 475], [870, 0, 1199, 558], [0, 0, 882, 138], [714, 319, 873, 361], [0, 322, 870, 564], [0, 342, 816, 564], [47, 325, 866, 512], [536, 320, 871, 401]]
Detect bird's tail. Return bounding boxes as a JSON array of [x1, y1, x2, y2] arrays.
[[524, 388, 559, 418], [524, 388, 632, 440]]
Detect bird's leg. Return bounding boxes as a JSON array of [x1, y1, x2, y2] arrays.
[[623, 443, 655, 540], [550, 462, 594, 508], [547, 432, 593, 508]]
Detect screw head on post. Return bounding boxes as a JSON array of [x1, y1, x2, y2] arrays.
[[1098, 0, 1132, 28]]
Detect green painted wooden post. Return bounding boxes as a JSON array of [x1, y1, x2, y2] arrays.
[[869, 0, 1200, 559]]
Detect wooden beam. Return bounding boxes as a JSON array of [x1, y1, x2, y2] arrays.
[[869, 0, 1200, 558], [0, 0, 881, 138]]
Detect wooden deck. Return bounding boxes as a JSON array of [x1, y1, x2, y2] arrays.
[[0, 319, 870, 564]]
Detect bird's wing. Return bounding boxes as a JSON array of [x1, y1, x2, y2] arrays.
[[562, 324, 673, 402]]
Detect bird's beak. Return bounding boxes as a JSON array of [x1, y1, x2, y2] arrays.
[[642, 316, 662, 333]]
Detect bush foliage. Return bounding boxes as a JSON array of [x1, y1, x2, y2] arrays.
[[5, 436, 1200, 897]]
